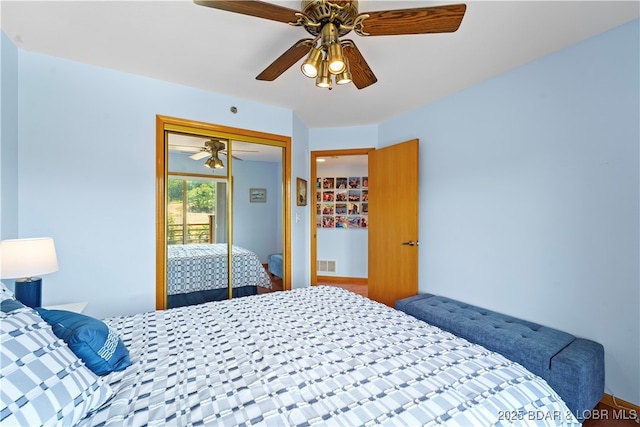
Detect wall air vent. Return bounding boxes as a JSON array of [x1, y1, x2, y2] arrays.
[[317, 260, 337, 273]]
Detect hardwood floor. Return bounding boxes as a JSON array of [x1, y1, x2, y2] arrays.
[[582, 402, 639, 427], [259, 264, 283, 293], [317, 282, 368, 297], [257, 268, 368, 297]]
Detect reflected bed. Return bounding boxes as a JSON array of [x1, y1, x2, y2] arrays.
[[167, 243, 272, 308]]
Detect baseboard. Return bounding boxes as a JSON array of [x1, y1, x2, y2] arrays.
[[316, 276, 367, 285], [600, 393, 640, 419]]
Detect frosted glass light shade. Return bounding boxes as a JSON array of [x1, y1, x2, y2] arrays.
[[0, 237, 59, 279]]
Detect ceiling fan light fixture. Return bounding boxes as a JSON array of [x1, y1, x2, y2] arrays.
[[336, 58, 352, 85], [205, 154, 224, 169], [212, 157, 224, 169], [315, 60, 332, 89], [196, 0, 467, 91], [320, 22, 339, 46], [301, 46, 323, 78], [327, 43, 346, 74]]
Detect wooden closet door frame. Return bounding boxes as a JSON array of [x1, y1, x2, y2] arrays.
[[309, 148, 373, 286]]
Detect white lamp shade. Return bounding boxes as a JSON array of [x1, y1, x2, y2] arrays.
[[0, 237, 59, 279]]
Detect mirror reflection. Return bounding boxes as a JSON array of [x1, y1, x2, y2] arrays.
[[166, 132, 284, 308]]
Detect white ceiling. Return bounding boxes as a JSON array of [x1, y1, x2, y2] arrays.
[[2, 1, 638, 129]]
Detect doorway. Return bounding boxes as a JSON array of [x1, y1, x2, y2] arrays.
[[311, 140, 420, 307], [310, 148, 373, 287]]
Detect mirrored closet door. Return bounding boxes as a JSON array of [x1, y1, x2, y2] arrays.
[[155, 116, 291, 310], [165, 133, 230, 308], [231, 142, 285, 297]]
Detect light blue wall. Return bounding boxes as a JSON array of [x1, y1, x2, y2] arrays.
[[316, 162, 368, 278], [291, 113, 310, 288], [232, 160, 281, 263], [379, 19, 640, 405], [309, 125, 377, 150], [0, 31, 19, 246], [15, 50, 299, 318]]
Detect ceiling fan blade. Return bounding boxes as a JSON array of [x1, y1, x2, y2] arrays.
[[357, 4, 466, 36], [219, 152, 243, 161], [169, 144, 200, 153], [189, 151, 210, 160], [193, 0, 300, 24], [342, 41, 377, 90], [256, 39, 313, 81]]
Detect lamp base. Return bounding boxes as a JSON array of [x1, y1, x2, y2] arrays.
[[14, 277, 42, 308]]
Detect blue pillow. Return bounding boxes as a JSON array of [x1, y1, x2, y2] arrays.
[[1, 298, 27, 313], [35, 308, 132, 375]]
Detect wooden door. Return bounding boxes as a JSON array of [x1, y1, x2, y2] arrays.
[[368, 139, 419, 307]]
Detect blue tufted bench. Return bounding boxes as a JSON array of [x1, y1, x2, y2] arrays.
[[268, 253, 283, 279], [395, 293, 605, 420]]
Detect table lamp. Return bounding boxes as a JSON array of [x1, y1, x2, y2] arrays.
[[0, 237, 59, 308]]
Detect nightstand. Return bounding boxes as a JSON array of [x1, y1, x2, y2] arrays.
[[44, 302, 88, 313]]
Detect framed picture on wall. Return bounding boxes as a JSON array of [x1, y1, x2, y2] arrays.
[[297, 177, 308, 206], [316, 175, 369, 229], [249, 188, 267, 203]]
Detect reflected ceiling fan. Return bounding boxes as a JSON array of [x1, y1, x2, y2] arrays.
[[189, 139, 257, 169], [194, 0, 466, 89]]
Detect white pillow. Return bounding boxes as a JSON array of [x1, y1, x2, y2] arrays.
[[0, 304, 113, 425]]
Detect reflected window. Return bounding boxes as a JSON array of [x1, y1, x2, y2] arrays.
[[168, 177, 219, 245]]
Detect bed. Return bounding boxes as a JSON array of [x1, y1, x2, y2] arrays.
[[1, 284, 581, 426], [167, 243, 272, 308]]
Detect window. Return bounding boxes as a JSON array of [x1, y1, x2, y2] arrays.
[[167, 177, 218, 245]]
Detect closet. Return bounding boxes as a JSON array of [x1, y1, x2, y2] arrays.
[[155, 115, 291, 309]]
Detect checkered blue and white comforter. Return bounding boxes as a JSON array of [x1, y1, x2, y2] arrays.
[[80, 287, 579, 426], [167, 244, 272, 295]]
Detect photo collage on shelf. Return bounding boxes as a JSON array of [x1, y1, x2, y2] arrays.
[[316, 176, 368, 228]]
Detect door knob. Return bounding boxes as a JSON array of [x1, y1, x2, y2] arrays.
[[402, 240, 416, 246]]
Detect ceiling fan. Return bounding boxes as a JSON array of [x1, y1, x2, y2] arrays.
[[194, 0, 466, 89], [188, 138, 258, 165]]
